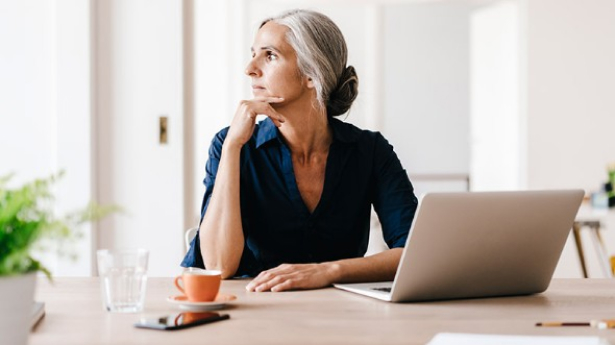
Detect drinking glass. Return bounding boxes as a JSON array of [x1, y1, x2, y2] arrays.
[[97, 249, 149, 313]]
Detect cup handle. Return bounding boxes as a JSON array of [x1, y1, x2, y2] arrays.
[[174, 276, 186, 295]]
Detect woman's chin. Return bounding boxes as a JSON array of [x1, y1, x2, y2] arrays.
[[252, 89, 269, 97]]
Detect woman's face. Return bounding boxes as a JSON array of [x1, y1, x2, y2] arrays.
[[246, 22, 312, 102]]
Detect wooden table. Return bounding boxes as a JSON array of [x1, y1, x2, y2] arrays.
[[31, 278, 615, 345]]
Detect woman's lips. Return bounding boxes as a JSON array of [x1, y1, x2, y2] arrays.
[[252, 85, 267, 95]]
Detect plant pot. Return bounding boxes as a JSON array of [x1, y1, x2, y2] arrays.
[[0, 273, 37, 345]]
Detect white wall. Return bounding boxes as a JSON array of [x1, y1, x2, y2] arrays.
[[470, 1, 520, 192], [191, 0, 246, 227], [522, 0, 615, 278], [53, 0, 96, 276], [96, 0, 184, 277], [524, 0, 615, 192], [0, 0, 55, 184], [383, 3, 471, 196], [0, 0, 95, 276]]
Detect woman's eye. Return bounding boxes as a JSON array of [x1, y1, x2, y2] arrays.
[[267, 51, 278, 61]]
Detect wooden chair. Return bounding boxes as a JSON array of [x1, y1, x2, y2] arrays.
[[184, 227, 198, 253]]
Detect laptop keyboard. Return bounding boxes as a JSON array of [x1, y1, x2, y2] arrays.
[[371, 287, 392, 293]]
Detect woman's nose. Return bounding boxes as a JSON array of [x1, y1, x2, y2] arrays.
[[245, 59, 261, 77]]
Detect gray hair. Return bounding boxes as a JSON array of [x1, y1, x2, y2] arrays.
[[261, 9, 358, 116]]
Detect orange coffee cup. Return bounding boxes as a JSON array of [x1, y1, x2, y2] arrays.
[[174, 270, 221, 302]]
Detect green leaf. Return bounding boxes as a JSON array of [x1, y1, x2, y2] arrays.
[[0, 172, 117, 278]]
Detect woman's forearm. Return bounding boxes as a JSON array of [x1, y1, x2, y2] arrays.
[[199, 144, 245, 278], [199, 98, 285, 279], [326, 248, 403, 283]]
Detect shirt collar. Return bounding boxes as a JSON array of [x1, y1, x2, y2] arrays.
[[328, 117, 361, 144], [254, 116, 360, 149], [255, 118, 280, 148]]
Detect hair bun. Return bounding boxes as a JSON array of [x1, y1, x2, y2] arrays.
[[327, 66, 359, 116]]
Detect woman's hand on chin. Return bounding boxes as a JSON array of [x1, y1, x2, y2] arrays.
[[245, 262, 341, 292], [225, 97, 286, 149]]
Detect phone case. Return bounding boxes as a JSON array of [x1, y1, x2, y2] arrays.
[[135, 312, 230, 330]]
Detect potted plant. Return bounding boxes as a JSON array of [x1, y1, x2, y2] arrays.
[[0, 173, 114, 345]]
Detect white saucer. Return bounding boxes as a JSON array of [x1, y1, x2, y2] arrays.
[[166, 293, 237, 311]]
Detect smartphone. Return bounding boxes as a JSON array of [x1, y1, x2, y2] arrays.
[[135, 312, 230, 330]]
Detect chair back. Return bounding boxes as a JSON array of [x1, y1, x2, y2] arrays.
[[184, 227, 198, 252]]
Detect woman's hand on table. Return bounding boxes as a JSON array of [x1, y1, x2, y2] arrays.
[[246, 263, 341, 292]]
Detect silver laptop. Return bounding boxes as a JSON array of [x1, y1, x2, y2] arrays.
[[334, 190, 584, 302]]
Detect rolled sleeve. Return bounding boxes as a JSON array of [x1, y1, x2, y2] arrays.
[[371, 133, 418, 249]]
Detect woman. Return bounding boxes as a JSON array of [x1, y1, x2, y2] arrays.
[[181, 9, 418, 292]]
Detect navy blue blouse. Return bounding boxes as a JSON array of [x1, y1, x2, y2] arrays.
[[181, 117, 418, 277]]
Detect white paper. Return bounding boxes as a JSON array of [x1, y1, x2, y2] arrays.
[[427, 333, 611, 345]]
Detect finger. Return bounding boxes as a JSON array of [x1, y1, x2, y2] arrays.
[[257, 114, 286, 128], [244, 107, 285, 127], [246, 276, 264, 291], [246, 264, 301, 291], [245, 280, 256, 292], [272, 119, 283, 128], [253, 96, 285, 103], [255, 275, 286, 292], [270, 279, 295, 292], [258, 106, 286, 124], [246, 264, 295, 291], [272, 113, 289, 127], [246, 270, 275, 291], [245, 112, 284, 125]]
